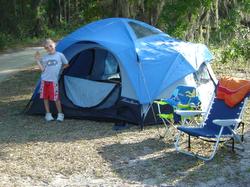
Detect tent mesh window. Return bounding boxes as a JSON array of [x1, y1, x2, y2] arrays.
[[128, 22, 160, 39], [194, 64, 211, 86], [102, 53, 120, 81]]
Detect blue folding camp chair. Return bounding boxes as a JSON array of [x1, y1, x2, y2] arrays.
[[165, 85, 201, 111], [175, 93, 249, 161], [155, 85, 201, 138]]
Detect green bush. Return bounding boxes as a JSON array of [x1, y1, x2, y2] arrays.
[[0, 33, 13, 50], [220, 39, 250, 64]]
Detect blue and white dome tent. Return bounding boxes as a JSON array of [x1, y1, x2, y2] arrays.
[[26, 18, 217, 126]]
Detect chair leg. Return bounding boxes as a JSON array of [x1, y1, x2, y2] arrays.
[[241, 122, 245, 142], [157, 113, 177, 140], [175, 128, 225, 161], [231, 129, 245, 150], [157, 118, 171, 139], [232, 138, 235, 152], [188, 135, 191, 151]]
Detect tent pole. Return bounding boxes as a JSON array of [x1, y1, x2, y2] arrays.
[[138, 60, 158, 127]]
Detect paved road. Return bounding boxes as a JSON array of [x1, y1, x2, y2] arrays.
[[0, 47, 45, 82]]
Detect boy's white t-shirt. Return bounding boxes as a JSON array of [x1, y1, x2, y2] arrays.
[[41, 52, 68, 82]]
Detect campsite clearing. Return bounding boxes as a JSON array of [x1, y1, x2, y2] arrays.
[[0, 53, 250, 186]]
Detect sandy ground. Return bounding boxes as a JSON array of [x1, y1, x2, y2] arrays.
[[0, 47, 45, 82], [0, 48, 249, 186]]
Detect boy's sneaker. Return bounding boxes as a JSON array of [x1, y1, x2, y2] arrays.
[[57, 113, 64, 122], [45, 113, 54, 121]]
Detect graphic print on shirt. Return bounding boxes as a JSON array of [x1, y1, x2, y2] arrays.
[[46, 60, 58, 66], [43, 59, 60, 73]]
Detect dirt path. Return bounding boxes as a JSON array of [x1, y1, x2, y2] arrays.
[[0, 47, 45, 82]]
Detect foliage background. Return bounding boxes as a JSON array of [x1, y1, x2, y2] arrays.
[[0, 0, 249, 63]]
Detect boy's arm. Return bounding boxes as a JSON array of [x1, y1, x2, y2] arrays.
[[63, 64, 69, 69], [34, 51, 44, 71], [36, 60, 44, 71], [60, 53, 69, 69]]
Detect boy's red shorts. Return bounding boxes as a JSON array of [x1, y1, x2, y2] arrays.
[[40, 81, 59, 101]]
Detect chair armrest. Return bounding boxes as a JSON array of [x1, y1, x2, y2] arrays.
[[154, 100, 167, 105], [175, 110, 205, 117], [212, 119, 241, 127]]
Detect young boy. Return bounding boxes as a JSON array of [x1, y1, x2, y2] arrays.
[[35, 39, 69, 122]]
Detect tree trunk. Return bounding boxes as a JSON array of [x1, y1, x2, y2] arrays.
[[205, 5, 212, 45], [67, 0, 70, 23], [30, 0, 43, 37], [113, 0, 130, 17], [112, 0, 165, 25], [214, 0, 221, 40], [58, 0, 62, 24], [149, 0, 166, 26]]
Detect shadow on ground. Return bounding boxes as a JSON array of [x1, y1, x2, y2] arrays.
[[99, 134, 250, 186]]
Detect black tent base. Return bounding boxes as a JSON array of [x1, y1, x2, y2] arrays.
[[25, 95, 175, 127]]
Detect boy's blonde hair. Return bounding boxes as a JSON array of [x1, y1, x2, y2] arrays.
[[43, 38, 55, 47]]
